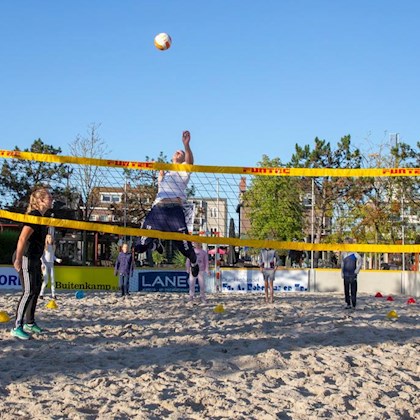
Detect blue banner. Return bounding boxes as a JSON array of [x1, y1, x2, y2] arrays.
[[137, 270, 192, 293]]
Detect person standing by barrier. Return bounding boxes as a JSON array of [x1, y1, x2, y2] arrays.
[[11, 186, 53, 340], [186, 242, 209, 303], [341, 237, 363, 310], [134, 130, 199, 277], [114, 243, 134, 297], [39, 233, 62, 300], [259, 247, 279, 303]]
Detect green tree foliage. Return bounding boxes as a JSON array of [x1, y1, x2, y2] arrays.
[[0, 230, 19, 264], [110, 152, 168, 226], [243, 155, 303, 241], [347, 139, 419, 246], [290, 135, 362, 245], [69, 123, 110, 265], [171, 250, 187, 268], [69, 123, 110, 222], [0, 139, 72, 210]]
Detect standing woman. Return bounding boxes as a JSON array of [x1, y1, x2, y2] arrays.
[[186, 242, 210, 303], [11, 187, 53, 340], [39, 233, 62, 300]]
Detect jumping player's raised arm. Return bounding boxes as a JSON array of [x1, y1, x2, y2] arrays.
[[182, 130, 194, 165]]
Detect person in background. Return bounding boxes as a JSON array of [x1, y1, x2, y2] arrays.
[[341, 237, 363, 310], [114, 243, 134, 297], [259, 247, 279, 304], [11, 186, 53, 340], [39, 233, 62, 300], [186, 242, 210, 303]]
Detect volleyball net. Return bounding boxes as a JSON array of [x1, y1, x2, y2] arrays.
[[1, 149, 420, 268]]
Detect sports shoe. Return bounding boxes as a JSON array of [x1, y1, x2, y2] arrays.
[[11, 326, 31, 340], [345, 304, 352, 309], [191, 263, 199, 277], [23, 323, 43, 334], [154, 239, 164, 254]]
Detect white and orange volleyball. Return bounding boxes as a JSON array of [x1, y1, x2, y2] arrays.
[[154, 33, 172, 50]]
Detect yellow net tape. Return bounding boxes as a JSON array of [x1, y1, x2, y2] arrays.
[[1, 149, 420, 177], [0, 209, 417, 253]]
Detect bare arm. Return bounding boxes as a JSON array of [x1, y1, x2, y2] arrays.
[[158, 170, 165, 183], [182, 131, 194, 164], [14, 226, 34, 272]]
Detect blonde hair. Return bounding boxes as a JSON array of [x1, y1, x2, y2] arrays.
[[26, 187, 50, 213], [44, 233, 55, 251]]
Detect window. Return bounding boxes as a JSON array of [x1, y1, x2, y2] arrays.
[[101, 193, 121, 203], [111, 195, 120, 203], [210, 207, 218, 218]]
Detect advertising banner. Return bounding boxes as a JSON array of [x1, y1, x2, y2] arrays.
[[136, 270, 190, 293], [0, 265, 118, 291], [221, 269, 308, 292], [0, 266, 21, 290]]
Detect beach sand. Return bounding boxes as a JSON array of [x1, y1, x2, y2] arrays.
[[0, 291, 418, 419]]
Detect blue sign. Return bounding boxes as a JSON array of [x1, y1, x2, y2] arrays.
[[137, 271, 193, 293]]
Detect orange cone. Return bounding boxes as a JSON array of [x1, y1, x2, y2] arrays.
[[386, 296, 394, 301], [407, 297, 416, 304], [375, 292, 383, 298]]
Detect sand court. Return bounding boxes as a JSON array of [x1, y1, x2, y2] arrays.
[[0, 291, 418, 419]]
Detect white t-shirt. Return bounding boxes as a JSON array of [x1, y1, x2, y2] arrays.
[[259, 249, 278, 269], [42, 244, 58, 264], [154, 163, 190, 204]]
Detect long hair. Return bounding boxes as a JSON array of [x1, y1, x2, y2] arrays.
[[44, 233, 55, 252], [26, 187, 50, 214]]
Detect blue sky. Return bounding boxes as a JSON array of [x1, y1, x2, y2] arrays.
[[1, 1, 419, 167]]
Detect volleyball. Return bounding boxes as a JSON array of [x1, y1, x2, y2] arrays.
[[154, 33, 172, 50]]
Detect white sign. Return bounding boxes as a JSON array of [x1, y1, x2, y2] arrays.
[[221, 269, 308, 292]]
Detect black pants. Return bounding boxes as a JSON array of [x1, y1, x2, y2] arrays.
[[135, 203, 197, 263], [15, 256, 43, 327], [343, 275, 357, 308]]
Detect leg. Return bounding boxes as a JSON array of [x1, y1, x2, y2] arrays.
[[39, 269, 49, 297], [197, 272, 206, 301], [49, 265, 56, 298], [25, 259, 43, 325], [263, 271, 269, 302], [125, 275, 130, 295], [268, 281, 274, 303], [269, 270, 275, 303], [343, 277, 351, 306], [134, 208, 160, 253], [174, 239, 197, 264], [350, 276, 358, 308], [119, 274, 125, 296], [188, 274, 196, 299], [165, 205, 198, 275], [15, 256, 32, 328]]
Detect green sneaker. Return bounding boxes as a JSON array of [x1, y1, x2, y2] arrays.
[[23, 323, 43, 334], [11, 326, 31, 340]]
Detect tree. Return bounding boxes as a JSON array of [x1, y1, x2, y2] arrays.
[[110, 152, 168, 226], [289, 135, 362, 266], [69, 123, 110, 265], [344, 138, 419, 268], [243, 155, 303, 242], [0, 139, 72, 210]]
